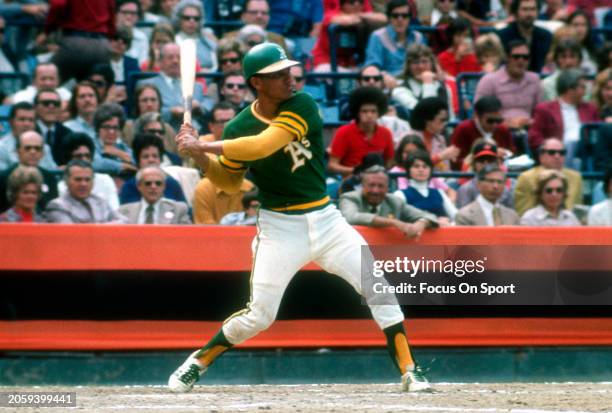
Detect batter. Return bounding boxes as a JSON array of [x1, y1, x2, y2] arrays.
[[169, 43, 430, 393]]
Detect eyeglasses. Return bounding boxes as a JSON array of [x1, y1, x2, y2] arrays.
[[220, 57, 240, 65], [360, 75, 383, 82], [541, 149, 566, 156], [293, 76, 304, 82], [72, 152, 92, 160], [144, 128, 164, 135], [510, 54, 530, 60], [139, 97, 158, 103], [143, 180, 164, 187], [410, 58, 430, 65], [112, 37, 130, 45], [390, 12, 410, 19], [181, 15, 201, 21], [90, 79, 108, 88], [485, 117, 504, 125], [246, 10, 269, 16], [247, 39, 263, 47], [225, 83, 246, 89], [544, 187, 564, 194], [100, 124, 121, 131], [119, 9, 138, 16], [38, 99, 61, 107], [482, 178, 504, 185], [23, 145, 43, 152]]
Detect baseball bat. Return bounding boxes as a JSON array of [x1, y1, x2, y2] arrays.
[[179, 39, 197, 125]]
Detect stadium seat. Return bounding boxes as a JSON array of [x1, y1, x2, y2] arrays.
[[0, 71, 30, 101], [579, 122, 608, 172]]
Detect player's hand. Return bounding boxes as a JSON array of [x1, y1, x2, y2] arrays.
[[176, 124, 199, 157]]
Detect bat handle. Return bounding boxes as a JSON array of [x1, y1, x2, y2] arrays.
[[183, 95, 193, 125]]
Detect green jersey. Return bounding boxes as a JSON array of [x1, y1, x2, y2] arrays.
[[220, 92, 328, 212]]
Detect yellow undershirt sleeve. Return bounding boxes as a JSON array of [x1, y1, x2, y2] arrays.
[[222, 125, 295, 161], [204, 154, 245, 194]]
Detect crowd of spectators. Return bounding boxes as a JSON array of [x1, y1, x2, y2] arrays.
[[0, 0, 610, 230]]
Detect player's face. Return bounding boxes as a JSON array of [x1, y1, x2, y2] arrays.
[[362, 172, 389, 206], [253, 68, 294, 101]]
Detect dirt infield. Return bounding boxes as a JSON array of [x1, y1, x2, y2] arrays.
[[1, 383, 611, 412]]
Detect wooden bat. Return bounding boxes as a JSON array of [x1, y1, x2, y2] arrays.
[[179, 39, 197, 126]]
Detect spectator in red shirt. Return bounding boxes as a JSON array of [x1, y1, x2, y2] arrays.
[[450, 95, 515, 170], [328, 87, 394, 177], [46, 0, 116, 83], [312, 0, 386, 72], [437, 17, 482, 77]]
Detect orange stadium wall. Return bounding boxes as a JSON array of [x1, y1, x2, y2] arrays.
[[1, 225, 611, 351]]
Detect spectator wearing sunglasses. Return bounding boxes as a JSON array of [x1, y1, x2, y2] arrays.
[[173, 0, 218, 72], [119, 134, 187, 205], [450, 95, 515, 170], [474, 39, 543, 136], [119, 165, 191, 224], [364, 0, 425, 89], [514, 138, 583, 216], [220, 71, 251, 112], [0, 131, 59, 213], [528, 69, 599, 167], [34, 88, 73, 166], [520, 169, 580, 226]]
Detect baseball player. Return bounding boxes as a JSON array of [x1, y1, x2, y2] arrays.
[[169, 43, 430, 393]]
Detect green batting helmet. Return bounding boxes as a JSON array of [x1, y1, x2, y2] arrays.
[[243, 43, 299, 80]]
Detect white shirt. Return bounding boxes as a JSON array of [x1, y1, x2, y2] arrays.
[[476, 194, 498, 227], [12, 85, 72, 103], [125, 28, 149, 64], [559, 100, 581, 143], [110, 58, 124, 83], [430, 9, 457, 26], [137, 198, 161, 224], [587, 199, 612, 226]]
